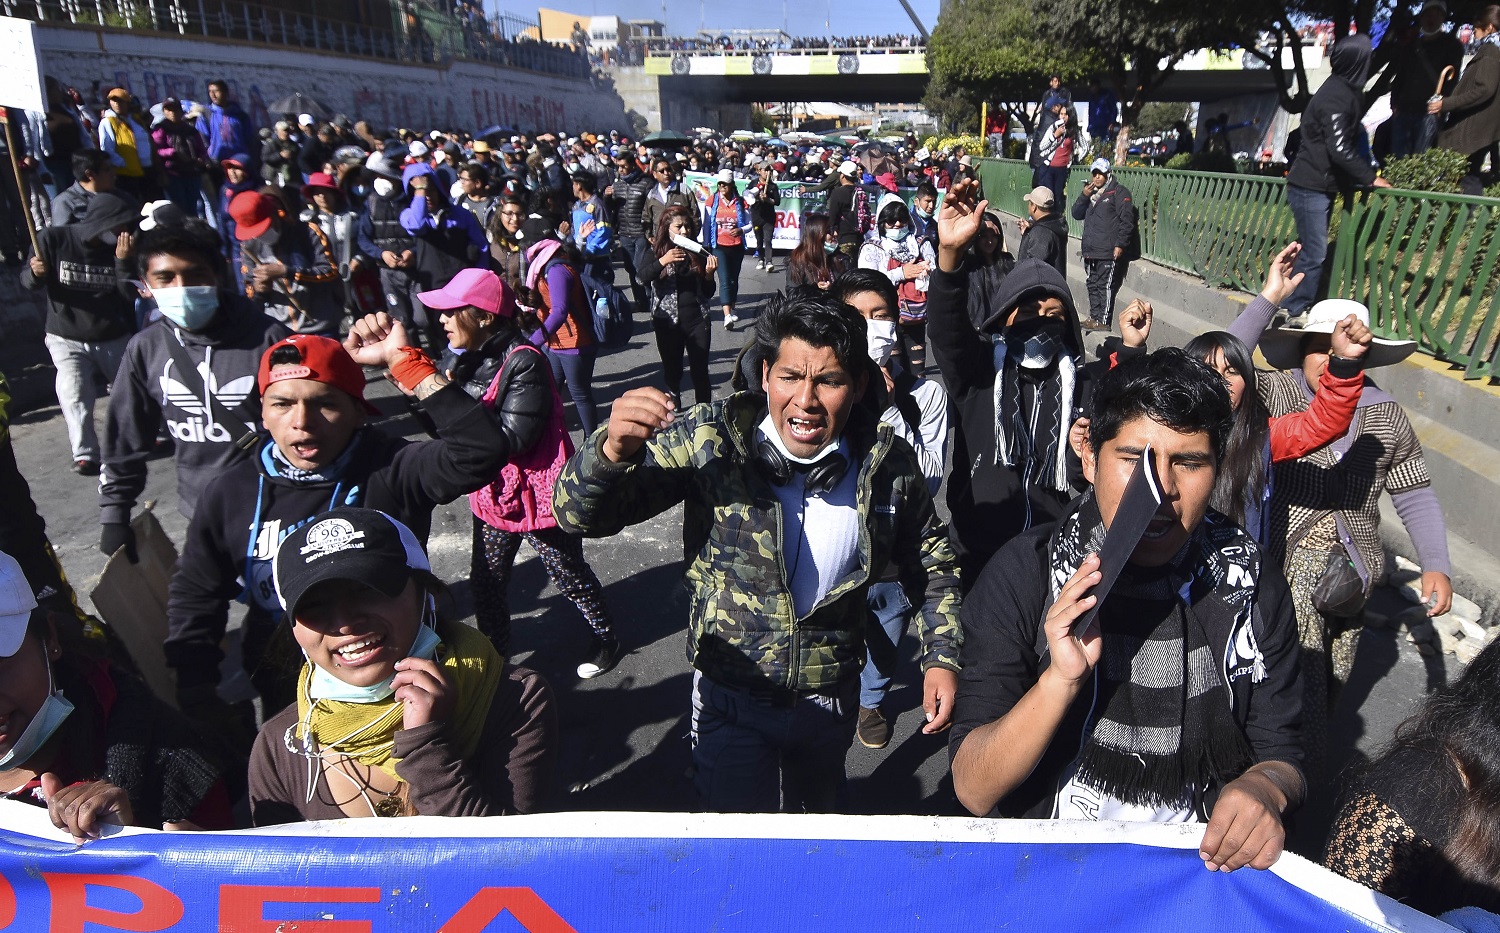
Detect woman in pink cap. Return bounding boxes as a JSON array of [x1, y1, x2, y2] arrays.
[[419, 268, 620, 679]]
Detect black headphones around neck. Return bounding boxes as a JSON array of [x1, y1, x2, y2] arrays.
[[755, 440, 849, 496]]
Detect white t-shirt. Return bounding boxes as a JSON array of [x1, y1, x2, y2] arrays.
[[1052, 762, 1198, 824]]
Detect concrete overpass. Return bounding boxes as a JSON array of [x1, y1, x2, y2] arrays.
[[634, 45, 1316, 106]]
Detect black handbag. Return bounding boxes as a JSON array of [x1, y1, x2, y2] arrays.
[[1312, 548, 1366, 617]]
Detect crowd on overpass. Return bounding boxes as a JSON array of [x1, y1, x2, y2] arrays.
[[0, 54, 1495, 929]]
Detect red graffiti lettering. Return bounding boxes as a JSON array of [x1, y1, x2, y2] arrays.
[[438, 887, 577, 933], [219, 885, 380, 933], [42, 873, 184, 933]]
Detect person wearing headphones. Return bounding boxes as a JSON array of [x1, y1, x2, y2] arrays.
[[551, 289, 963, 813]]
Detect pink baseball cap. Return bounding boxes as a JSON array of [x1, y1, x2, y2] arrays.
[[416, 268, 517, 318]]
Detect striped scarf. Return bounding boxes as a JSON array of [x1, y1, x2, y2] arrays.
[[1048, 493, 1256, 807]]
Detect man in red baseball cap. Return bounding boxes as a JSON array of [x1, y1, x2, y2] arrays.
[[165, 312, 509, 733], [229, 190, 342, 335]]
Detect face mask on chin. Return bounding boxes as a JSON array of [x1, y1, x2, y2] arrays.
[[0, 641, 74, 772], [307, 600, 442, 704]]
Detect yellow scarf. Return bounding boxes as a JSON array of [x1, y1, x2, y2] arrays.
[[292, 620, 503, 782], [105, 114, 143, 177]]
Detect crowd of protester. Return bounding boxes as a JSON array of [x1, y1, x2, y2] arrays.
[[0, 64, 1491, 928]]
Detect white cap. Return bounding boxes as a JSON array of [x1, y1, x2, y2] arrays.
[[715, 168, 734, 184], [430, 129, 444, 140], [408, 140, 429, 157], [1090, 157, 1111, 174], [837, 160, 859, 177], [1022, 185, 1055, 209], [0, 552, 36, 658], [298, 112, 314, 125]]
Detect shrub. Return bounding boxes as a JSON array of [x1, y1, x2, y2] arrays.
[[1381, 148, 1472, 193], [1165, 152, 1192, 171]]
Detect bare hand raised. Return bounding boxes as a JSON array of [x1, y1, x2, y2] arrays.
[[1330, 314, 1373, 361], [344, 311, 413, 368], [1259, 243, 1304, 307], [936, 178, 988, 272], [1119, 299, 1152, 348], [603, 387, 676, 463]]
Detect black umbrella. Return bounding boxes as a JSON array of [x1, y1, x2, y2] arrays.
[[642, 130, 693, 146], [268, 92, 332, 121]]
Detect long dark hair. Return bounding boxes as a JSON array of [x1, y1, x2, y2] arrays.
[[787, 212, 833, 286], [653, 205, 707, 275], [1182, 331, 1268, 526], [1377, 638, 1500, 901]]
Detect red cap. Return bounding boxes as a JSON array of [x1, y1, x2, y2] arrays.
[[301, 172, 340, 203], [257, 334, 380, 415], [229, 190, 276, 241]]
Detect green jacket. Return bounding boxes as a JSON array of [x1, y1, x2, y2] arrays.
[[553, 391, 962, 693]]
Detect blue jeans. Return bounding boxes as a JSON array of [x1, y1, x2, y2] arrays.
[[860, 581, 913, 710], [712, 244, 744, 309], [1285, 183, 1333, 318], [1037, 165, 1068, 211], [689, 670, 857, 812], [546, 346, 599, 437], [1389, 112, 1433, 159]]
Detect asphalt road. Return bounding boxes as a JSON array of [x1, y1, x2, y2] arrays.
[[0, 261, 1456, 853]]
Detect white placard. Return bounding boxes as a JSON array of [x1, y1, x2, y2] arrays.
[[0, 18, 45, 113]]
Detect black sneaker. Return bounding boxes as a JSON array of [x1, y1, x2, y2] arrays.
[[857, 706, 890, 749], [72, 459, 100, 476], [577, 635, 621, 679]]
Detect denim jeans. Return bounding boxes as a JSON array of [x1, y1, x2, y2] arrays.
[[1388, 113, 1433, 159], [689, 670, 858, 813], [42, 333, 130, 462], [546, 346, 599, 436], [1037, 165, 1069, 211], [859, 581, 914, 710], [712, 244, 744, 309], [1285, 184, 1334, 318]]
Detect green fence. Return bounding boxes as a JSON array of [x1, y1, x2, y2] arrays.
[[976, 158, 1500, 380]]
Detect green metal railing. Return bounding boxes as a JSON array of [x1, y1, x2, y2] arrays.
[[976, 158, 1500, 380]]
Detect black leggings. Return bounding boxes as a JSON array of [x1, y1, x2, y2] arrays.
[[755, 221, 776, 261], [653, 307, 713, 404]]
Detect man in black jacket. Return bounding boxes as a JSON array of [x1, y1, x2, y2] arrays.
[[607, 148, 653, 312], [823, 160, 866, 260], [164, 317, 508, 729], [926, 180, 1148, 585], [20, 192, 139, 475], [1284, 34, 1391, 322], [949, 349, 1305, 876], [1016, 186, 1068, 277], [100, 220, 287, 560], [1071, 159, 1140, 331]]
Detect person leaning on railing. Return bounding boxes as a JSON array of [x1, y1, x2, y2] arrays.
[[1429, 4, 1500, 196]]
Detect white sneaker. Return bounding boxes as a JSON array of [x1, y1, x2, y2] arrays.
[[764, 263, 776, 273], [724, 312, 738, 330], [756, 260, 765, 270]]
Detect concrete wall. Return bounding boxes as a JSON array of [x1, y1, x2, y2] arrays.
[[36, 26, 628, 133], [605, 65, 752, 133]]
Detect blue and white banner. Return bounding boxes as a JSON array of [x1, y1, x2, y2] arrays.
[[0, 801, 1453, 932]]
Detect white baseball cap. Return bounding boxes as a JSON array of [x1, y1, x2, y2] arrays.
[[1090, 157, 1111, 174], [715, 168, 734, 184], [1022, 186, 1056, 209], [837, 160, 859, 177], [408, 140, 429, 157], [0, 551, 37, 658]]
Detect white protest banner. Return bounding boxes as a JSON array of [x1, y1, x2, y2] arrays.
[[0, 19, 45, 113]]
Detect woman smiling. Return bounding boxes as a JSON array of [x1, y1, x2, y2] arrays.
[[247, 507, 557, 823]]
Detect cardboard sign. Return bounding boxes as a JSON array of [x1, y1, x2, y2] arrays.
[[0, 19, 45, 113], [90, 508, 180, 707]]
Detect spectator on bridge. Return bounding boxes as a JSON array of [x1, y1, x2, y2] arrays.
[[1244, 297, 1450, 781], [1373, 0, 1464, 157], [949, 348, 1306, 880], [50, 149, 131, 227], [0, 551, 234, 838], [641, 206, 717, 409], [924, 180, 1147, 584], [1430, 4, 1500, 195], [701, 169, 751, 331], [1016, 186, 1068, 277], [249, 507, 557, 823], [1284, 34, 1391, 324], [551, 290, 962, 813], [1072, 158, 1140, 331], [20, 193, 138, 476], [97, 89, 153, 202], [197, 80, 254, 171]]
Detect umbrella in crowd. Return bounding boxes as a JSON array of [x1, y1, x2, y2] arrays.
[[267, 92, 332, 120], [641, 129, 693, 146]]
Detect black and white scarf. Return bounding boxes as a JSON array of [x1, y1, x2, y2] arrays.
[[992, 340, 1075, 492], [1048, 493, 1260, 807]]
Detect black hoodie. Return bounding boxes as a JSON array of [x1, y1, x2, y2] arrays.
[[1287, 35, 1378, 194], [926, 258, 1140, 583], [19, 192, 139, 342], [1016, 210, 1069, 277]]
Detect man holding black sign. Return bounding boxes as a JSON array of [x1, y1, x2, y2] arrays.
[[949, 348, 1305, 875]]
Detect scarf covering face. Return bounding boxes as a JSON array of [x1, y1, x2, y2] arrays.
[[991, 328, 1077, 493], [292, 620, 504, 784], [1048, 493, 1259, 807]]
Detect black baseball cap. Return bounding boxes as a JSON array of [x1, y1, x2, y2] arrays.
[[273, 508, 430, 618]]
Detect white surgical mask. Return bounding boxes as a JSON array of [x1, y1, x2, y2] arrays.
[[866, 319, 898, 366], [372, 177, 396, 198], [0, 642, 74, 772], [152, 285, 220, 331], [886, 227, 911, 243], [308, 604, 441, 704]]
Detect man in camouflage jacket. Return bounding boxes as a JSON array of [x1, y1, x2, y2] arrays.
[[554, 291, 962, 812]]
